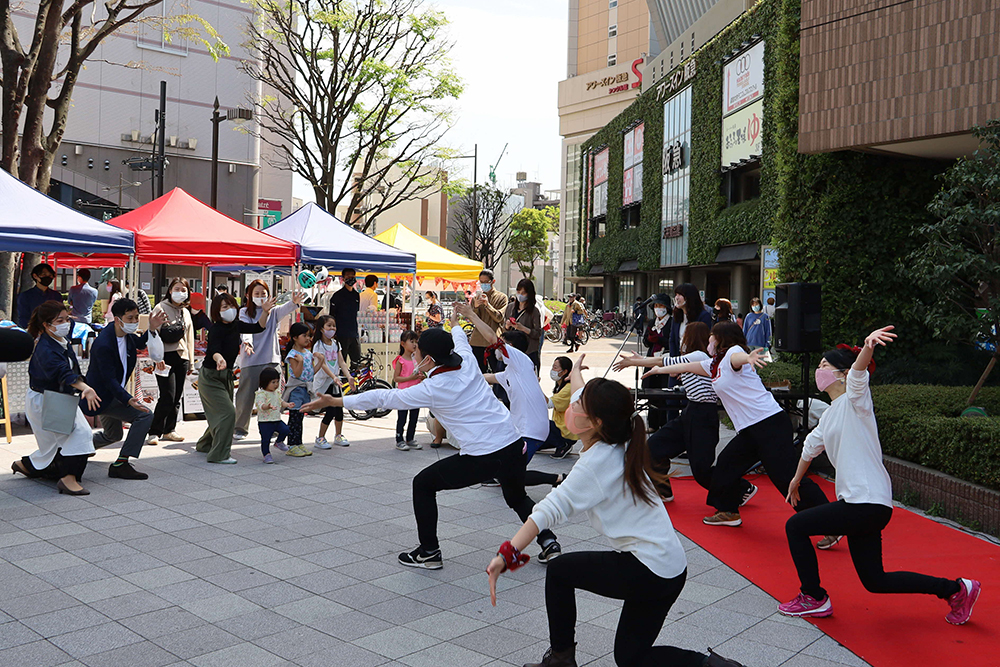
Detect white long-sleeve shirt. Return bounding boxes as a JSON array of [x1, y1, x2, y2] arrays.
[[801, 369, 892, 507], [529, 441, 687, 580], [343, 326, 521, 456], [239, 300, 299, 367], [494, 346, 550, 441]]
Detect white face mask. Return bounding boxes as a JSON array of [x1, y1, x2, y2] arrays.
[[50, 322, 72, 339], [120, 321, 139, 335], [516, 293, 527, 303], [654, 307, 668, 318], [323, 327, 336, 339], [220, 308, 237, 323], [674, 295, 686, 308], [549, 369, 562, 381], [170, 290, 188, 304], [480, 282, 492, 292], [752, 305, 762, 313], [252, 296, 267, 307]]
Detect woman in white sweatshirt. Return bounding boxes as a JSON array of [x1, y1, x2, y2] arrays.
[[780, 326, 980, 624], [486, 355, 745, 667], [232, 280, 303, 440]]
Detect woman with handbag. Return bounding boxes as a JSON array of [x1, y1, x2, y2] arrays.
[[148, 278, 195, 445], [12, 302, 101, 495]]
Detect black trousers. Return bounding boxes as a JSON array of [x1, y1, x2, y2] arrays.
[[546, 552, 705, 667], [150, 351, 187, 437], [412, 440, 555, 552], [564, 323, 578, 350], [786, 500, 961, 601], [321, 384, 344, 425], [396, 408, 420, 441], [708, 411, 829, 513], [21, 454, 88, 482], [336, 335, 362, 367], [647, 402, 755, 498], [95, 399, 153, 459]]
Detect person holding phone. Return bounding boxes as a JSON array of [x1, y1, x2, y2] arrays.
[[503, 278, 543, 375]]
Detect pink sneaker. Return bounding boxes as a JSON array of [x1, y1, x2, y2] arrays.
[[778, 592, 832, 618], [272, 441, 289, 452], [946, 578, 981, 625]]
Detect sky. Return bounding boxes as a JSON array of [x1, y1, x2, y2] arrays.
[[293, 0, 567, 203]]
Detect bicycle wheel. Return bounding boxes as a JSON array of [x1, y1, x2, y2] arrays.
[[347, 378, 379, 420], [589, 322, 603, 340], [545, 326, 562, 342], [368, 379, 394, 418], [577, 327, 590, 346]]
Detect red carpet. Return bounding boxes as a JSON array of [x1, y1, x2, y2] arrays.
[[666, 476, 999, 667]]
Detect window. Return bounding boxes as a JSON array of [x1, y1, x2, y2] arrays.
[[609, 0, 618, 7], [608, 24, 617, 38], [608, 54, 617, 67], [590, 217, 607, 239], [621, 206, 641, 229], [137, 0, 189, 56], [725, 165, 761, 205], [661, 86, 692, 267]]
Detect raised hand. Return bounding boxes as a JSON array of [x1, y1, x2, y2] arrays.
[[865, 325, 896, 350], [261, 297, 277, 314], [747, 347, 769, 370], [291, 291, 306, 305], [148, 310, 167, 331]]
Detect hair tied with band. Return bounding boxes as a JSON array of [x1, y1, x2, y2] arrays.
[[837, 343, 876, 374]]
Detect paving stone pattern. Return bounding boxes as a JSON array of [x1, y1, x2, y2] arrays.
[[0, 411, 871, 666]]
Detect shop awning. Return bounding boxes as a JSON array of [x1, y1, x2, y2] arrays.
[[55, 188, 298, 267], [618, 260, 639, 272], [373, 224, 482, 282], [715, 243, 759, 263], [265, 203, 415, 274], [0, 168, 134, 255], [589, 264, 605, 275]]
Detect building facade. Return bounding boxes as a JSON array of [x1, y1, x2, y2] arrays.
[[573, 0, 998, 351], [10, 2, 293, 297]]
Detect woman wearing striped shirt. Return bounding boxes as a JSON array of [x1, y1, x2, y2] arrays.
[[616, 322, 756, 504]]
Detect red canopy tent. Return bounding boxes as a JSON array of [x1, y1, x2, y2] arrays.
[[54, 188, 299, 267]]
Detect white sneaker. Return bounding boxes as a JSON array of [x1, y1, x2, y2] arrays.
[[407, 441, 422, 450], [233, 432, 247, 441], [209, 457, 238, 465], [161, 432, 184, 442], [334, 435, 350, 447], [314, 437, 332, 450], [146, 435, 159, 446]]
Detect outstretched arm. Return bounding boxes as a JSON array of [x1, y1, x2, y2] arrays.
[[457, 302, 497, 346], [612, 351, 662, 371], [856, 326, 895, 372], [728, 348, 768, 371], [641, 361, 709, 379]]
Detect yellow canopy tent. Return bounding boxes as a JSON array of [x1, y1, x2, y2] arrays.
[[374, 223, 483, 283]]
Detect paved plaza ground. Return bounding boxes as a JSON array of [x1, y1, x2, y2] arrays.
[[0, 337, 875, 667]]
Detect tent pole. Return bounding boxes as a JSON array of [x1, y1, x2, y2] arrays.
[[410, 273, 417, 330], [385, 273, 391, 382]]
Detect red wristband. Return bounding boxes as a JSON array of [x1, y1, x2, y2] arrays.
[[497, 540, 530, 571]]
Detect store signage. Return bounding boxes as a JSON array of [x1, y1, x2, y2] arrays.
[[592, 148, 609, 217], [654, 59, 697, 101], [663, 224, 684, 239], [593, 149, 609, 185], [664, 140, 684, 173], [586, 59, 644, 96], [721, 99, 763, 167], [258, 198, 283, 229], [623, 123, 645, 206], [723, 41, 765, 116]]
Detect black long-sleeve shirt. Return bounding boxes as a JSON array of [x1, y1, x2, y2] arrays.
[[203, 320, 264, 371]]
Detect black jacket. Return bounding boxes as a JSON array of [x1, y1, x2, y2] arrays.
[[81, 324, 151, 415]]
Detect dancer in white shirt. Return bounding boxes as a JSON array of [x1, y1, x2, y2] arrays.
[[779, 326, 980, 624], [485, 355, 746, 667], [646, 321, 830, 527], [302, 301, 559, 570]]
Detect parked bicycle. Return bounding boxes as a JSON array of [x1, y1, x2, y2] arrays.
[[343, 348, 393, 420]]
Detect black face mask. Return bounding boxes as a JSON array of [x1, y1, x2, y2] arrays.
[[344, 277, 356, 287], [37, 275, 53, 287]]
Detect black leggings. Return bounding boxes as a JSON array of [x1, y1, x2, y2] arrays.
[[396, 408, 419, 441], [150, 351, 188, 436], [786, 500, 961, 601], [322, 385, 344, 425], [647, 402, 753, 499], [546, 551, 705, 667], [21, 454, 88, 482], [412, 441, 555, 552], [708, 411, 829, 513]]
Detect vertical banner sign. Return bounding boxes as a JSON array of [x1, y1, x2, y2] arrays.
[[723, 41, 765, 116], [624, 131, 635, 170], [258, 198, 283, 229], [593, 148, 609, 218], [622, 123, 645, 207], [761, 245, 779, 314]]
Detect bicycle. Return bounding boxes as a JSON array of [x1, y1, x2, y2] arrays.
[[343, 348, 393, 420]]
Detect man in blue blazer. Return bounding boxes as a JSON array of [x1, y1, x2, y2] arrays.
[[83, 298, 165, 480]]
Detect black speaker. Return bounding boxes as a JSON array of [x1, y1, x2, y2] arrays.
[[774, 282, 822, 352]]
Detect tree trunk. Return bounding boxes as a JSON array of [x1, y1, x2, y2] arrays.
[[968, 352, 999, 406], [0, 251, 17, 318]]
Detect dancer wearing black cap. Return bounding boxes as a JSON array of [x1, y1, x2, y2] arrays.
[[302, 300, 559, 570]]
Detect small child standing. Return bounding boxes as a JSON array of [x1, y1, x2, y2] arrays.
[[311, 315, 356, 448], [391, 330, 423, 451], [255, 367, 291, 464], [283, 322, 317, 457]]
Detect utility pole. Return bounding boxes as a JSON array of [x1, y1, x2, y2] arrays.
[[156, 81, 166, 198]]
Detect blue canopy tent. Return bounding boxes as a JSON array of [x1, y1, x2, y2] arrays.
[[0, 168, 134, 255], [264, 203, 416, 273]]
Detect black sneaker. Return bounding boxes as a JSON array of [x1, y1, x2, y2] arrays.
[[740, 483, 758, 507], [398, 546, 442, 570], [537, 540, 562, 563], [550, 441, 574, 459], [108, 462, 148, 480]]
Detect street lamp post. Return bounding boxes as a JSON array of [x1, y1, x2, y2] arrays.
[[456, 143, 478, 246], [210, 97, 254, 210], [102, 174, 143, 215]]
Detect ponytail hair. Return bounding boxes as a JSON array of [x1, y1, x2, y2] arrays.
[[580, 378, 667, 505]]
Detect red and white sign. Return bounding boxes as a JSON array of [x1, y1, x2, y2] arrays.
[[633, 123, 644, 163], [623, 169, 634, 207], [594, 148, 609, 185], [723, 41, 765, 116]]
